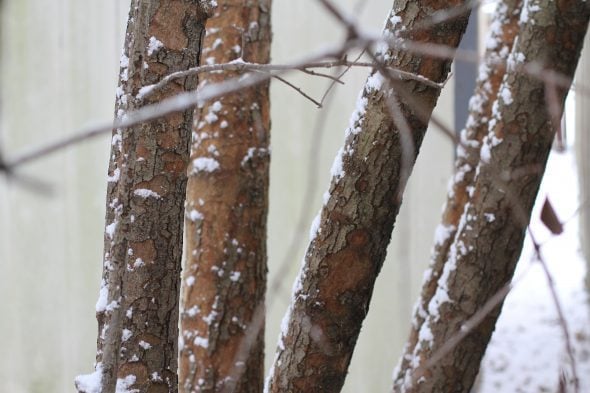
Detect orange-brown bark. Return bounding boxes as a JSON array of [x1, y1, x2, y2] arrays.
[[265, 1, 471, 392], [394, 0, 523, 381], [179, 1, 271, 392], [393, 0, 590, 390]]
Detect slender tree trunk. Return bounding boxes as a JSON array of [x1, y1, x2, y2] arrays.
[[75, 2, 213, 392], [392, 0, 589, 391], [178, 1, 271, 392], [265, 1, 471, 392], [393, 0, 522, 380], [576, 33, 590, 291]]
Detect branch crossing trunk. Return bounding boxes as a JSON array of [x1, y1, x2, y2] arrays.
[[393, 0, 590, 390], [393, 0, 523, 384], [75, 1, 213, 392], [265, 1, 471, 391], [179, 1, 272, 392]]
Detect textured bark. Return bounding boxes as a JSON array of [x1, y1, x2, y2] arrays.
[[75, 1, 212, 393], [178, 1, 271, 392], [392, 0, 590, 391], [394, 0, 523, 379], [265, 1, 471, 392]]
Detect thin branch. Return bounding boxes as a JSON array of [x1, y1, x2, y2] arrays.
[[267, 73, 323, 108], [299, 68, 345, 84], [415, 283, 513, 378], [3, 41, 440, 169], [412, 0, 480, 31], [140, 58, 444, 101], [4, 6, 587, 177], [529, 230, 580, 392], [319, 50, 366, 106]]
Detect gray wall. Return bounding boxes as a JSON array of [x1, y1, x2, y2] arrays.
[[0, 1, 453, 392]]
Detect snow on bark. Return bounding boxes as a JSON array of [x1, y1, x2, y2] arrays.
[[264, 0, 471, 392], [179, 1, 272, 392], [392, 0, 524, 387], [76, 2, 211, 393], [393, 0, 590, 390]]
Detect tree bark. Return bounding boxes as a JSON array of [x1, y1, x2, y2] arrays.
[[265, 1, 471, 392], [178, 1, 271, 392], [75, 1, 213, 392], [392, 0, 589, 391], [393, 0, 522, 381]]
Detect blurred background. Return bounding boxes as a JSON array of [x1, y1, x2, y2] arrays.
[[0, 1, 588, 392]]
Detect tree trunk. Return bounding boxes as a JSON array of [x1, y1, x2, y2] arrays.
[[393, 0, 522, 381], [265, 1, 471, 392], [392, 0, 589, 391], [178, 1, 271, 392], [75, 1, 212, 392], [576, 33, 590, 291]]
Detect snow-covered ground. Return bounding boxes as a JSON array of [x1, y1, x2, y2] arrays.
[[478, 148, 590, 392]]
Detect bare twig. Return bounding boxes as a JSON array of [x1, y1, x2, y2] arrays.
[[417, 283, 513, 375], [4, 42, 443, 169], [6, 30, 586, 174], [412, 0, 480, 31], [528, 230, 580, 392], [139, 58, 443, 101], [299, 68, 345, 84], [266, 73, 323, 108], [319, 50, 367, 106]]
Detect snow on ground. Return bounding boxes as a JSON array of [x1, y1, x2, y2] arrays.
[[478, 149, 590, 392]]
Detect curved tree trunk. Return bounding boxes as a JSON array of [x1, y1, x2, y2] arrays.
[[75, 1, 212, 392], [393, 0, 523, 381], [265, 1, 471, 392], [179, 1, 271, 392], [392, 0, 590, 391]]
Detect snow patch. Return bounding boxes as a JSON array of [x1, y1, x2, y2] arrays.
[[186, 276, 196, 287], [137, 85, 155, 99], [192, 157, 220, 173], [75, 364, 103, 393], [107, 168, 120, 183], [186, 305, 200, 318], [187, 209, 204, 222], [138, 341, 152, 350], [434, 224, 456, 246], [122, 329, 132, 342], [345, 91, 368, 137], [105, 221, 118, 240], [134, 189, 161, 199], [330, 147, 345, 180], [366, 72, 384, 92], [500, 85, 513, 105], [120, 54, 129, 82], [212, 38, 223, 50], [147, 36, 164, 56], [390, 14, 402, 26], [309, 211, 322, 241], [194, 336, 209, 348], [115, 374, 137, 393], [241, 147, 268, 167]]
